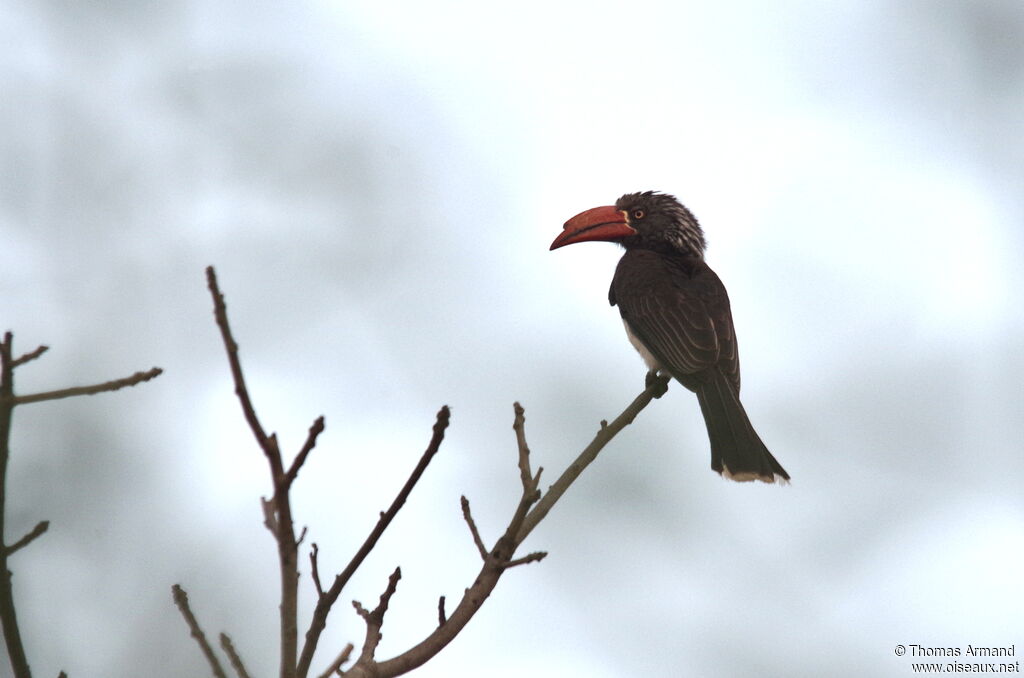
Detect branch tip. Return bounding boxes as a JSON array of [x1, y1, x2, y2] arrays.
[[220, 633, 253, 678], [13, 366, 163, 405], [171, 584, 228, 678], [316, 643, 354, 678], [297, 404, 448, 676], [5, 520, 49, 556], [460, 496, 489, 560], [437, 595, 447, 627], [11, 344, 48, 367]]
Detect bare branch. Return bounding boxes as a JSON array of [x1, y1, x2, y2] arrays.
[[437, 596, 447, 628], [503, 551, 547, 568], [513, 402, 532, 487], [352, 567, 402, 665], [207, 267, 303, 676], [171, 584, 228, 678], [205, 266, 272, 450], [286, 416, 326, 486], [220, 633, 253, 678], [11, 345, 48, 368], [0, 333, 32, 678], [296, 406, 450, 678], [316, 643, 354, 678], [367, 389, 665, 677], [459, 496, 488, 561], [515, 375, 670, 543], [12, 367, 163, 405], [310, 543, 324, 597], [4, 521, 49, 557], [0, 332, 160, 678]]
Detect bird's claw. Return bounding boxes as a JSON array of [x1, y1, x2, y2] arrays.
[[645, 370, 669, 398]]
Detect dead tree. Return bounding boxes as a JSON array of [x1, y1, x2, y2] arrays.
[[174, 267, 669, 678]]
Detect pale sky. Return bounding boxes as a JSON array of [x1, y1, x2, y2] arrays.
[[2, 2, 1022, 677]]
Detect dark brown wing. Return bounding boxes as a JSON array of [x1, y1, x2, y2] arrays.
[[610, 249, 740, 393]]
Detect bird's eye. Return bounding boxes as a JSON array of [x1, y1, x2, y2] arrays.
[[632, 209, 645, 220]]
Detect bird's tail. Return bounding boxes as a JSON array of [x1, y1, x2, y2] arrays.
[[694, 370, 790, 483]]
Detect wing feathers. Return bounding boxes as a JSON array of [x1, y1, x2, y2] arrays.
[[612, 250, 738, 390]]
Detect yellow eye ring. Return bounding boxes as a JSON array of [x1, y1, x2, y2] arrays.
[[632, 209, 645, 220]]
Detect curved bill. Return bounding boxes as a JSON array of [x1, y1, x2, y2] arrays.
[[549, 205, 636, 250]]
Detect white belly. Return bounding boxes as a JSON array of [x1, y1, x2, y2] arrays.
[[623, 320, 662, 372]]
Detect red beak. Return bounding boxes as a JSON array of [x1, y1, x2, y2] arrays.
[[549, 205, 637, 250]]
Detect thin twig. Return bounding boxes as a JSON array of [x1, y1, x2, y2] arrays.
[[365, 389, 665, 677], [437, 596, 447, 627], [4, 521, 49, 557], [12, 367, 163, 405], [512, 402, 539, 495], [286, 416, 326, 486], [459, 496, 488, 560], [503, 551, 547, 568], [515, 375, 670, 543], [220, 633, 253, 678], [296, 406, 450, 678], [316, 643, 354, 678], [206, 267, 300, 678], [310, 543, 324, 597], [353, 568, 402, 665], [171, 584, 228, 678], [11, 345, 47, 368], [205, 266, 271, 449]]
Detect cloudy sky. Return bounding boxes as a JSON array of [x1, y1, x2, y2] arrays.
[[3, 1, 1023, 677]]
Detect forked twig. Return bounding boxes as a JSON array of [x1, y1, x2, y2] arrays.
[[296, 406, 450, 678], [352, 567, 402, 665], [515, 375, 670, 542]]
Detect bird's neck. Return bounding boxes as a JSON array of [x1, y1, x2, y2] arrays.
[[628, 243, 704, 273]]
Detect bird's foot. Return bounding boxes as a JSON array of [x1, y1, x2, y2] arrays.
[[645, 370, 669, 398]]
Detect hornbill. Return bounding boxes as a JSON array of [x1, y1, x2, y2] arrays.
[[550, 191, 789, 483]]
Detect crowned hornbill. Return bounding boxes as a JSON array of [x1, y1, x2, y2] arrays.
[[550, 191, 789, 483]]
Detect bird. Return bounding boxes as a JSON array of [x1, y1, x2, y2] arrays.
[[550, 191, 789, 483]]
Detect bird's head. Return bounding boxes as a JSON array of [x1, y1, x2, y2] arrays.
[[550, 191, 706, 258]]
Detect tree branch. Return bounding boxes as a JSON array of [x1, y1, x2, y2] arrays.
[[206, 267, 303, 678], [459, 496, 488, 561], [315, 644, 353, 678], [436, 596, 447, 628], [172, 584, 228, 678], [4, 521, 49, 557], [362, 387, 664, 677], [310, 543, 324, 597], [296, 406, 449, 678], [205, 266, 271, 449], [515, 374, 670, 543], [286, 417, 326, 486], [352, 567, 402, 665], [10, 345, 47, 368], [191, 269, 668, 678], [220, 633, 253, 678], [11, 367, 163, 405], [1, 331, 160, 678]]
